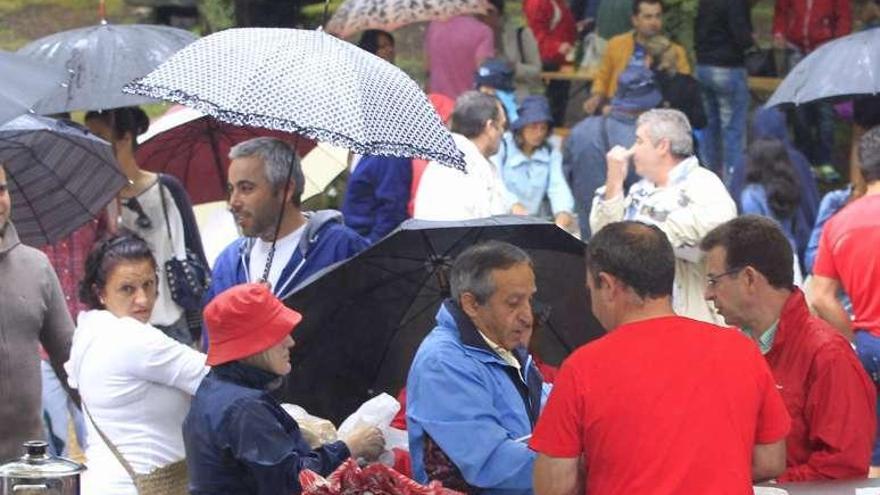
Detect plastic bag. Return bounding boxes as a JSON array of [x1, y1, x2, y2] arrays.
[[281, 403, 338, 449], [338, 393, 410, 464]]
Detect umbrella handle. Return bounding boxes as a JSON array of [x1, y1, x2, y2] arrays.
[[98, 0, 107, 24], [321, 0, 330, 29]]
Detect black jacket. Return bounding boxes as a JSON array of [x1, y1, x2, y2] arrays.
[[694, 0, 753, 67]]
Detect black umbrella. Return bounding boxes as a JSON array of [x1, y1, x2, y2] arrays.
[[281, 216, 604, 424]]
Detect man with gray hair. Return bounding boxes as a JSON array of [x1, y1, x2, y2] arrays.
[[414, 91, 525, 220], [205, 137, 368, 308], [406, 240, 546, 494], [590, 108, 735, 323]]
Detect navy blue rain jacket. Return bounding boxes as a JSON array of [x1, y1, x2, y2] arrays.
[[183, 363, 351, 495], [342, 155, 412, 243]]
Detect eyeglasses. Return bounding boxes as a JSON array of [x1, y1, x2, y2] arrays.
[[706, 267, 743, 288]]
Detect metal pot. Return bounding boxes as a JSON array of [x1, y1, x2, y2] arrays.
[[0, 441, 85, 494]]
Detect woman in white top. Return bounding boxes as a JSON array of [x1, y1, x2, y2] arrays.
[[65, 233, 209, 495], [85, 107, 207, 345]]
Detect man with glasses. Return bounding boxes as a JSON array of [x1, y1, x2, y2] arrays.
[[415, 91, 526, 220], [590, 108, 735, 323], [701, 215, 876, 482], [532, 221, 789, 494]]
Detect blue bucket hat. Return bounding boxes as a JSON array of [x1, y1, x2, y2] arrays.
[[511, 95, 552, 132], [611, 66, 662, 111], [474, 58, 515, 92]]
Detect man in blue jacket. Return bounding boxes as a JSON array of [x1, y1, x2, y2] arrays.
[[206, 137, 368, 314], [341, 154, 412, 243], [406, 241, 547, 495]]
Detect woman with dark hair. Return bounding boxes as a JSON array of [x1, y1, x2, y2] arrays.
[[357, 29, 395, 63], [85, 107, 206, 345], [741, 138, 803, 280], [65, 233, 208, 494]]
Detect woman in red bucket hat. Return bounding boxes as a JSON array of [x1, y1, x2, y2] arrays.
[[183, 283, 385, 494]]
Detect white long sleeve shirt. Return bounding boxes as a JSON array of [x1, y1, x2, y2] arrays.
[[66, 310, 209, 494], [414, 133, 513, 221]]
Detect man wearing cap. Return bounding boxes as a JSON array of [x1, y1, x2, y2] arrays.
[[475, 58, 520, 123], [414, 91, 527, 221], [563, 65, 660, 238], [590, 108, 735, 324], [407, 241, 548, 494], [184, 283, 385, 494]]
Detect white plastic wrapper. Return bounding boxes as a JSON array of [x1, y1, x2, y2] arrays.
[[338, 393, 409, 465], [281, 403, 339, 449]]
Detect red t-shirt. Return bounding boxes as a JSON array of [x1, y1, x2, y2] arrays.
[[813, 194, 880, 336], [530, 316, 791, 495]]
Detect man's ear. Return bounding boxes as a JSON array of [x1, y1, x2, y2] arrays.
[[596, 272, 618, 302], [460, 292, 481, 319], [655, 137, 671, 156]]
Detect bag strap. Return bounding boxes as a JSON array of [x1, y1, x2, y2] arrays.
[[157, 174, 173, 244], [83, 402, 140, 484], [600, 114, 611, 152], [516, 27, 526, 64]]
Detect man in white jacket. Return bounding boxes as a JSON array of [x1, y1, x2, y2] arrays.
[[590, 108, 736, 324], [415, 91, 525, 220]]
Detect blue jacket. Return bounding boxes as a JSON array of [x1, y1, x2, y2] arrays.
[[342, 155, 412, 243], [496, 133, 575, 217], [206, 210, 368, 303], [740, 183, 798, 249], [734, 108, 819, 264], [183, 363, 350, 495], [563, 111, 640, 238], [406, 300, 547, 495], [805, 186, 851, 273]]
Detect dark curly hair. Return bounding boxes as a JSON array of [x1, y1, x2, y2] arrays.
[[357, 30, 394, 56], [79, 232, 157, 310], [745, 138, 801, 221], [84, 106, 150, 151]]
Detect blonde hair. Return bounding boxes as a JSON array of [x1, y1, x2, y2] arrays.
[[242, 349, 274, 372], [645, 35, 678, 76]]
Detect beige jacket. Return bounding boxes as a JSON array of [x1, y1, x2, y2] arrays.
[[590, 157, 736, 324]]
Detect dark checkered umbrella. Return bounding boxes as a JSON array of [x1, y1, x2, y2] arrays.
[[123, 28, 464, 168], [0, 115, 126, 246]]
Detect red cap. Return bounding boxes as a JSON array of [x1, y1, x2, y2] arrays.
[[204, 283, 302, 366]]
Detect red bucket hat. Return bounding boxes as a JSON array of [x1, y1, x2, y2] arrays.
[[204, 283, 303, 366]]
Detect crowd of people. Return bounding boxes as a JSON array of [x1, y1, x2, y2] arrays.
[[2, 0, 880, 494]]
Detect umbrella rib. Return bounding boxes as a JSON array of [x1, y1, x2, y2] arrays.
[[3, 155, 51, 242]]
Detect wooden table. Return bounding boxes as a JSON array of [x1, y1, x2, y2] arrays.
[[540, 70, 782, 93]]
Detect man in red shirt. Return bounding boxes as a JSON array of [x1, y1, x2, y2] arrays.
[[702, 215, 876, 481], [530, 221, 790, 495], [812, 125, 880, 468]]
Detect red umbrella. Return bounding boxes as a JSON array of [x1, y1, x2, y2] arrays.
[[136, 105, 317, 204]]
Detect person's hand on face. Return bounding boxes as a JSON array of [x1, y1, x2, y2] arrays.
[[343, 425, 386, 461], [604, 145, 633, 199]]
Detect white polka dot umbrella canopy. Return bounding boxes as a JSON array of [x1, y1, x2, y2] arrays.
[[123, 28, 465, 169]]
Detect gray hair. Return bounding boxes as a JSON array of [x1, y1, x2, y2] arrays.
[[450, 241, 532, 304], [229, 137, 305, 206], [636, 108, 693, 157], [450, 91, 500, 139]]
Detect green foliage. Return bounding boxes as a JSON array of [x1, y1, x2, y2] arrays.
[[198, 0, 235, 33]]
